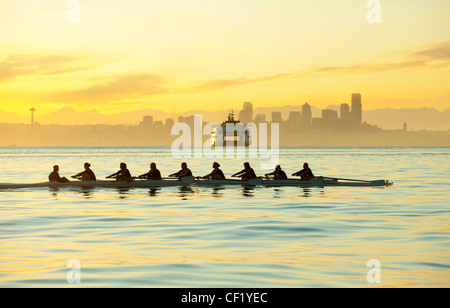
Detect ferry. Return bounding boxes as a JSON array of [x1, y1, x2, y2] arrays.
[[211, 111, 251, 147]]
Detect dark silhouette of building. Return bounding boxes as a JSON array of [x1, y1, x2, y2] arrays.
[[254, 114, 266, 124], [301, 102, 312, 130], [29, 107, 36, 132], [238, 102, 253, 124], [271, 111, 283, 124], [311, 117, 323, 131], [140, 115, 153, 126], [178, 115, 195, 127], [322, 109, 339, 130], [165, 118, 174, 128], [351, 93, 362, 125], [288, 111, 301, 130], [339, 103, 352, 130]]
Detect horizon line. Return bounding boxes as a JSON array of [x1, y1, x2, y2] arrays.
[[1, 105, 449, 118]]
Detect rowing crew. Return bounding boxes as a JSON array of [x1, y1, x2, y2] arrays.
[[48, 162, 315, 183]]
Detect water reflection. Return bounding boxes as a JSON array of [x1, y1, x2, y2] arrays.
[[116, 188, 130, 199], [79, 187, 95, 198], [49, 186, 95, 198], [298, 187, 325, 198], [211, 187, 225, 198], [300, 188, 311, 198], [273, 188, 282, 198], [242, 186, 255, 198], [47, 185, 326, 200], [148, 188, 161, 197], [178, 186, 195, 200], [49, 187, 59, 197]]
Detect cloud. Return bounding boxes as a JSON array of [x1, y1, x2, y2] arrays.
[[193, 41, 450, 92], [0, 51, 107, 81], [308, 60, 428, 74], [56, 72, 169, 103], [412, 41, 450, 61], [309, 41, 450, 75], [196, 73, 291, 91]]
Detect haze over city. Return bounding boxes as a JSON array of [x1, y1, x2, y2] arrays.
[[2, 95, 449, 147]]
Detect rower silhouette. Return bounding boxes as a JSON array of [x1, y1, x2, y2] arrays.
[[169, 162, 193, 180], [292, 162, 315, 180], [49, 165, 70, 183], [203, 162, 226, 180], [107, 163, 133, 181], [72, 162, 96, 181], [265, 165, 288, 179], [232, 162, 257, 180], [139, 162, 162, 180]]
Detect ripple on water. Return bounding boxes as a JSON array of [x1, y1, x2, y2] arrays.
[[0, 147, 449, 287]]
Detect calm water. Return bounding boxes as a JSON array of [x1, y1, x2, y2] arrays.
[[0, 147, 449, 287]]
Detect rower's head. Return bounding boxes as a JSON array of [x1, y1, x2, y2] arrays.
[[120, 163, 127, 170], [275, 165, 281, 170], [303, 162, 309, 169], [213, 162, 220, 168], [243, 162, 250, 169], [150, 162, 156, 170], [84, 162, 91, 169], [53, 165, 59, 172], [181, 162, 187, 170]]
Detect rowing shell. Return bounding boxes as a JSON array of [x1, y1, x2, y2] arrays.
[[0, 176, 391, 189]]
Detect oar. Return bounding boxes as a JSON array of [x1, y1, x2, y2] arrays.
[[322, 176, 373, 183], [195, 176, 212, 180]]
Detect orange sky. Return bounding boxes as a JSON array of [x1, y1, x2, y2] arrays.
[[0, 0, 449, 117]]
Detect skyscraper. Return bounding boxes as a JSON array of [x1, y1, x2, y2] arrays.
[[165, 118, 174, 128], [271, 111, 282, 124], [141, 115, 153, 126], [288, 111, 301, 130], [238, 101, 253, 124], [301, 102, 312, 130], [340, 103, 350, 120], [29, 107, 36, 125], [322, 109, 339, 130], [254, 114, 266, 123], [340, 103, 352, 130], [351, 94, 362, 125]]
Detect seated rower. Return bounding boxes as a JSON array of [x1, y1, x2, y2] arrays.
[[265, 165, 287, 179], [203, 162, 226, 180], [49, 165, 70, 183], [139, 162, 162, 180], [232, 162, 257, 180], [292, 162, 315, 180], [106, 162, 133, 181], [169, 162, 193, 180], [72, 162, 97, 181]]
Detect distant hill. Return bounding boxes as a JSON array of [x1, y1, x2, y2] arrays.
[[364, 108, 450, 131], [0, 111, 29, 124], [1, 106, 449, 130], [0, 107, 176, 126]]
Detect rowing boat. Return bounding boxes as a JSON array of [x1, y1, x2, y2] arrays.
[[0, 176, 392, 189], [195, 177, 325, 187], [0, 176, 195, 189], [196, 177, 389, 187]]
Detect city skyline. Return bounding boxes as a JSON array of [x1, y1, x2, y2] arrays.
[[1, 97, 449, 131], [1, 93, 449, 147]]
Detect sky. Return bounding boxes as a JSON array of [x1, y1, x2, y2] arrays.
[[0, 0, 449, 117]]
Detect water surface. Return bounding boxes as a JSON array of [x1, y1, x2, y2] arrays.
[[0, 147, 449, 287]]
